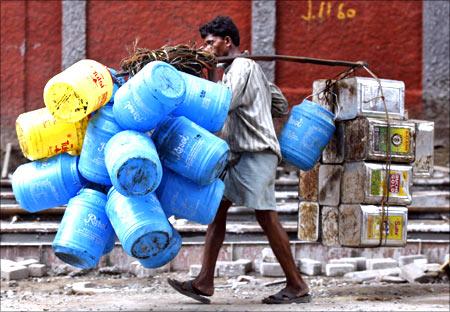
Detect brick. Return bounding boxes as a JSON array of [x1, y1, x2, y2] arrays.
[[380, 275, 407, 283], [344, 268, 401, 283], [261, 248, 277, 263], [424, 263, 441, 273], [366, 258, 398, 270], [1, 265, 29, 281], [297, 258, 322, 276], [325, 263, 355, 277], [329, 257, 367, 271], [28, 264, 47, 277], [217, 259, 252, 277], [260, 262, 284, 277], [189, 264, 219, 278], [16, 259, 39, 267], [398, 255, 427, 266]]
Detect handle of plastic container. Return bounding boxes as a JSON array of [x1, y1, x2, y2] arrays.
[[304, 92, 341, 121]]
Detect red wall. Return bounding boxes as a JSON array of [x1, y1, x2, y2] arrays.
[[1, 0, 423, 130], [1, 0, 61, 127], [276, 0, 422, 116]]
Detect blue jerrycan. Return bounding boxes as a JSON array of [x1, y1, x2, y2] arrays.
[[104, 130, 162, 197], [52, 188, 113, 269], [113, 61, 186, 131], [156, 168, 224, 224], [78, 105, 122, 185], [279, 99, 335, 170], [152, 116, 229, 185], [12, 153, 85, 212], [105, 188, 173, 259], [171, 72, 231, 133], [138, 225, 182, 269]]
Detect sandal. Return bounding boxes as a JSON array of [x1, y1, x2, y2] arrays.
[[262, 289, 312, 304], [167, 278, 211, 304]]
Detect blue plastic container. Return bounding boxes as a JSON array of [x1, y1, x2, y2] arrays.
[[156, 168, 224, 224], [103, 230, 117, 255], [171, 72, 231, 133], [106, 188, 173, 259], [113, 61, 186, 131], [104, 130, 162, 197], [152, 116, 229, 185], [78, 105, 123, 185], [12, 153, 85, 213], [52, 188, 112, 269], [139, 226, 182, 269], [279, 99, 335, 170], [108, 68, 126, 104]]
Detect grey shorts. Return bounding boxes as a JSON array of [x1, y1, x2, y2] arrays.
[[223, 151, 278, 210]]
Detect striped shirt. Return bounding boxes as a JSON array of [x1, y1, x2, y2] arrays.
[[219, 57, 288, 162]]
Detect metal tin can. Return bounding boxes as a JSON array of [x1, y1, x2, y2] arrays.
[[318, 165, 343, 206], [298, 163, 319, 201], [322, 122, 344, 164], [410, 119, 434, 177], [344, 117, 415, 163], [297, 201, 319, 242], [341, 162, 412, 205], [338, 204, 408, 247], [335, 77, 405, 121], [321, 206, 340, 247]]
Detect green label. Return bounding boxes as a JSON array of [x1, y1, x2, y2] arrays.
[[373, 126, 411, 155]]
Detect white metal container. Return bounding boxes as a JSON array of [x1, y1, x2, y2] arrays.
[[410, 119, 434, 177], [318, 165, 343, 206], [339, 204, 408, 247], [341, 162, 412, 205], [321, 206, 340, 247], [335, 77, 405, 121], [344, 117, 415, 163]]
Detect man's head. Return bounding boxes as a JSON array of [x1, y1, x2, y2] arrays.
[[199, 16, 240, 57]]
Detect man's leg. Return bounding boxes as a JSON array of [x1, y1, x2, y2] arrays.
[[191, 198, 233, 296], [255, 210, 309, 296]]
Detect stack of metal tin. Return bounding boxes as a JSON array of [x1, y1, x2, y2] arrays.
[[297, 77, 435, 247]]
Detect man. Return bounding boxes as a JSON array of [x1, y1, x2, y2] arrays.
[[168, 15, 310, 304]]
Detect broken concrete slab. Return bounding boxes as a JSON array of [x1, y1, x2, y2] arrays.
[[1, 265, 29, 281], [380, 275, 408, 283], [398, 255, 427, 266], [28, 264, 46, 277], [298, 258, 322, 276], [130, 261, 155, 278], [189, 264, 219, 278], [216, 259, 252, 277], [261, 248, 277, 263], [71, 282, 115, 295], [366, 258, 398, 270], [329, 257, 367, 271], [344, 268, 401, 283], [16, 259, 39, 267], [260, 262, 284, 277], [400, 263, 430, 283], [325, 263, 355, 277]]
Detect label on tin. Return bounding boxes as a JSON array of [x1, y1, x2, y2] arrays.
[[366, 214, 404, 240], [373, 126, 411, 155], [370, 169, 408, 197]]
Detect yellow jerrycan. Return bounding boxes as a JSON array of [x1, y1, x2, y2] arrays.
[[43, 59, 113, 122], [16, 107, 88, 160]]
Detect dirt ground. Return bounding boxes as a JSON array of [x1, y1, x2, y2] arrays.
[[1, 271, 449, 312]]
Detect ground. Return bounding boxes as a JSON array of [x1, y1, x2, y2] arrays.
[[1, 272, 449, 311]]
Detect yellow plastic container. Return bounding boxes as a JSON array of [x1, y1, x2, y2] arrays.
[[16, 107, 88, 161], [43, 59, 113, 122]]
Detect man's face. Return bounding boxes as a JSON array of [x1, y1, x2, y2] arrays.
[[202, 34, 230, 57]]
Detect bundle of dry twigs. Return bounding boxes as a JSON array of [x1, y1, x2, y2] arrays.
[[119, 43, 216, 78]]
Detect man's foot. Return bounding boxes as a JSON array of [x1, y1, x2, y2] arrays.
[[262, 287, 312, 304], [167, 278, 212, 304]]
